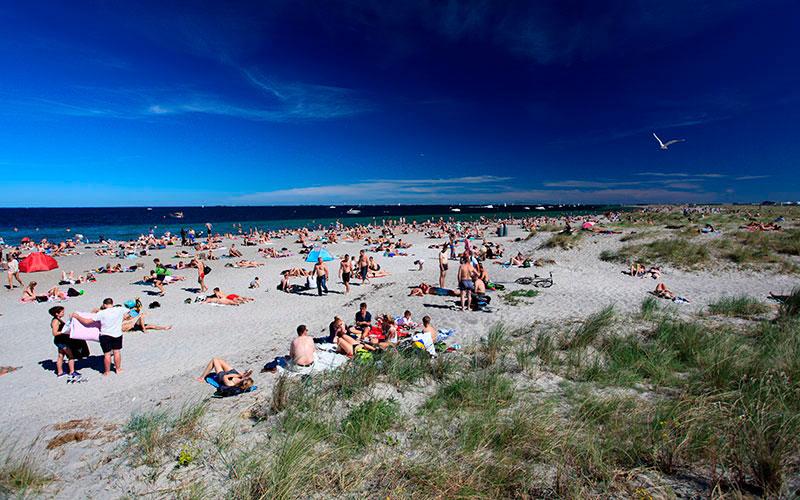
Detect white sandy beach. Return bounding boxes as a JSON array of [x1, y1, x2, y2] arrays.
[[0, 221, 795, 497]]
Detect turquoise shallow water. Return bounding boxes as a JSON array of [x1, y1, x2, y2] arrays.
[[0, 205, 618, 244]]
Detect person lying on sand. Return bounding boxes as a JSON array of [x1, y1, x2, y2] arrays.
[[225, 260, 263, 268], [0, 366, 20, 377], [653, 283, 690, 303], [122, 312, 172, 333], [408, 283, 457, 297], [203, 287, 254, 305], [197, 358, 253, 391]]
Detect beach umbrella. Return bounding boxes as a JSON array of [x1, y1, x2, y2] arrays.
[[306, 247, 335, 262], [20, 237, 31, 243], [19, 252, 59, 273]]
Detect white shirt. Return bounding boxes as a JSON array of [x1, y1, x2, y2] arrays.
[[94, 306, 127, 338], [7, 260, 18, 273]]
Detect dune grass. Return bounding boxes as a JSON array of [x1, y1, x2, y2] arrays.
[[125, 401, 208, 467], [0, 443, 52, 496], [341, 399, 399, 449], [540, 231, 582, 250], [777, 287, 800, 319], [562, 305, 615, 350], [708, 295, 769, 318], [501, 289, 539, 306], [600, 238, 710, 269]]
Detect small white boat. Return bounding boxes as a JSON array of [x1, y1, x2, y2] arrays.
[[483, 204, 494, 209], [451, 208, 461, 212], [169, 212, 184, 219], [535, 206, 546, 210], [329, 206, 336, 209], [146, 207, 152, 211], [346, 208, 361, 215], [524, 206, 531, 210]]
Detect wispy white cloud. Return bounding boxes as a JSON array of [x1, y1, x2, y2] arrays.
[[233, 175, 716, 205], [734, 175, 770, 181], [544, 180, 643, 188], [635, 172, 726, 178]]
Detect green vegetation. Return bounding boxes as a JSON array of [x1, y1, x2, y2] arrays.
[[540, 231, 582, 250], [501, 289, 539, 306], [599, 238, 710, 269], [0, 444, 51, 496], [44, 285, 799, 498], [707, 295, 769, 318], [125, 401, 207, 468], [341, 399, 399, 448]]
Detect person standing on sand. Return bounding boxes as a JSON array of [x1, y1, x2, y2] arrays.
[[205, 222, 213, 242], [357, 250, 370, 285], [6, 254, 23, 290], [191, 257, 207, 293], [438, 243, 449, 288], [457, 256, 475, 311], [339, 254, 352, 294], [71, 298, 130, 376], [312, 257, 329, 296]]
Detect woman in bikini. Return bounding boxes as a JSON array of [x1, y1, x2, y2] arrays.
[[197, 358, 253, 390]]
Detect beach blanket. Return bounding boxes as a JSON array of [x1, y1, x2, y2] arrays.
[[276, 350, 348, 377], [204, 375, 257, 398], [69, 314, 100, 342]]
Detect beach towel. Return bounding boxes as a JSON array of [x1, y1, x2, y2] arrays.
[[437, 328, 456, 340], [276, 351, 348, 377], [204, 374, 257, 397], [70, 314, 100, 342], [411, 331, 437, 356]]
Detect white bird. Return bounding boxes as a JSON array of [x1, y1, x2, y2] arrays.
[[653, 132, 685, 150]]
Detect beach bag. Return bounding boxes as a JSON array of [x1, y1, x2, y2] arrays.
[[203, 265, 212, 275], [67, 287, 82, 297]]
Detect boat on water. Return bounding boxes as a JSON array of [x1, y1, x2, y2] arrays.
[[535, 206, 546, 210], [146, 207, 152, 211], [483, 204, 494, 209], [524, 206, 531, 210], [451, 208, 461, 212], [169, 212, 184, 219], [329, 206, 336, 209], [346, 208, 361, 215]]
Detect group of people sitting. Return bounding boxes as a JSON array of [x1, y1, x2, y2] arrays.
[[626, 263, 662, 279]]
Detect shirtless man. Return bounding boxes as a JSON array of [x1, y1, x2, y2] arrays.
[[339, 254, 352, 294], [457, 256, 475, 311], [289, 324, 316, 372], [438, 243, 449, 288], [312, 257, 329, 296], [357, 250, 370, 285], [422, 315, 438, 343]]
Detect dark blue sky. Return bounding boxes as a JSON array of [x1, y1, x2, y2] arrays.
[[1, 0, 798, 206]]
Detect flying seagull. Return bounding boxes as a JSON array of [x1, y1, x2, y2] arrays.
[[653, 132, 685, 150]]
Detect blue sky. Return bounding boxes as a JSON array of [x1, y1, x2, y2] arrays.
[[1, 0, 798, 206]]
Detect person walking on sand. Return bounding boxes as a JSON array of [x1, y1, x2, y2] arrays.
[[71, 298, 131, 376], [312, 257, 329, 296], [6, 254, 23, 290], [438, 243, 449, 288], [192, 257, 208, 293], [457, 256, 475, 311], [339, 254, 352, 294], [357, 250, 370, 285]]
